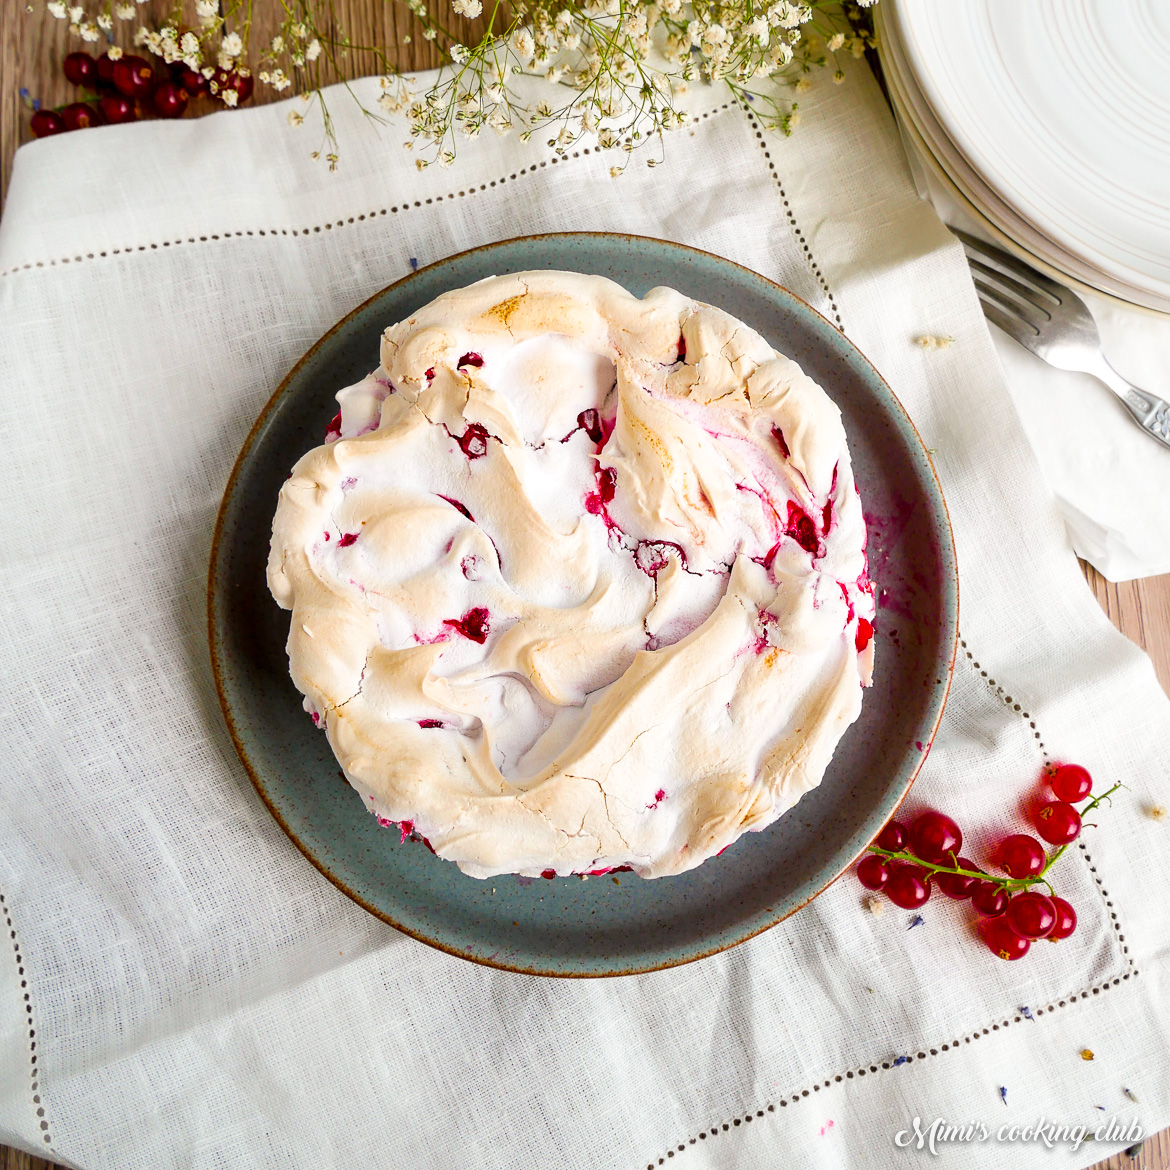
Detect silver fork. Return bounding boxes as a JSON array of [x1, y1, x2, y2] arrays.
[[955, 228, 1170, 451]]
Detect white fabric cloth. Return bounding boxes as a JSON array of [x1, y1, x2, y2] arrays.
[[894, 116, 1170, 582], [2, 57, 1169, 1170]]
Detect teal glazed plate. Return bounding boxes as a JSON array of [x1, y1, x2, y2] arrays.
[[208, 233, 959, 977]]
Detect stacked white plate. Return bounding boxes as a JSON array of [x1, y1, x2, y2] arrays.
[[875, 0, 1170, 315]]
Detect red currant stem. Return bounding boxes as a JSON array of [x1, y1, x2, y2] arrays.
[[866, 848, 991, 883], [868, 781, 1127, 893]]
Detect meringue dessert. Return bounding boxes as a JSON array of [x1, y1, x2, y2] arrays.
[[267, 271, 875, 880]]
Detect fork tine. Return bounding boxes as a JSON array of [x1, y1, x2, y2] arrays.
[[952, 228, 1066, 304], [973, 276, 1049, 332], [967, 257, 1054, 319], [975, 291, 1040, 341]]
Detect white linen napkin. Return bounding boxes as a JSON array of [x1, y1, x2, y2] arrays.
[[894, 119, 1170, 582], [1, 56, 1169, 1170]]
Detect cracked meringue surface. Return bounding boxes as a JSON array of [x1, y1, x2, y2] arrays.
[[267, 271, 875, 879]]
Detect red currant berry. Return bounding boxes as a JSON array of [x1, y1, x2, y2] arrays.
[[982, 916, 1031, 961], [99, 95, 137, 124], [30, 109, 67, 137], [885, 864, 931, 909], [909, 810, 962, 863], [213, 67, 254, 105], [1048, 897, 1077, 941], [112, 55, 158, 100], [178, 67, 210, 95], [970, 880, 1009, 917], [235, 67, 254, 102], [875, 820, 907, 852], [1005, 891, 1056, 939], [63, 51, 97, 88], [1035, 801, 1081, 845], [934, 857, 980, 900], [95, 52, 119, 87], [61, 101, 104, 130], [998, 833, 1047, 878], [856, 854, 890, 891], [1049, 764, 1092, 803], [153, 82, 189, 119]]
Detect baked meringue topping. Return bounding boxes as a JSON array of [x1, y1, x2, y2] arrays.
[[267, 271, 875, 879]]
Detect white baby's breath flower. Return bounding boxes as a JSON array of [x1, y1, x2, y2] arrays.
[[107, 43, 122, 58], [290, 51, 304, 65], [744, 15, 768, 45], [269, 68, 291, 90], [67, 4, 82, 19], [194, 0, 215, 24], [833, 68, 845, 84], [221, 88, 238, 106], [609, 165, 622, 178], [449, 42, 468, 63], [114, 2, 133, 15], [452, 0, 482, 16], [827, 31, 845, 51], [46, 1, 66, 17], [305, 37, 321, 60], [288, 108, 304, 126], [850, 35, 866, 57], [180, 30, 198, 54], [290, 21, 307, 38], [766, 40, 792, 67], [270, 33, 284, 51], [221, 31, 243, 57], [78, 22, 99, 40], [513, 27, 535, 58], [95, 11, 110, 28]]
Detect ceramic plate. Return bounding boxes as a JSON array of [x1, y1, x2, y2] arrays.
[[877, 2, 1170, 315], [890, 0, 1170, 312], [208, 233, 958, 977]]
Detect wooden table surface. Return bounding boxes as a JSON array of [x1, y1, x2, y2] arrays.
[[1, 2, 1167, 1167]]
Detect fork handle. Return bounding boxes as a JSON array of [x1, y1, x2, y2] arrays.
[[1091, 357, 1170, 451]]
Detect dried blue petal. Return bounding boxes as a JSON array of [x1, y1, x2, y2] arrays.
[[410, 257, 419, 271], [1019, 1006, 1034, 1021], [999, 1087, 1007, 1106], [908, 915, 925, 930], [1124, 1088, 1138, 1103], [892, 1056, 908, 1068]]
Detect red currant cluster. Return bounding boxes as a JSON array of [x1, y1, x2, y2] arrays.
[[29, 51, 253, 138], [856, 764, 1121, 961]]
